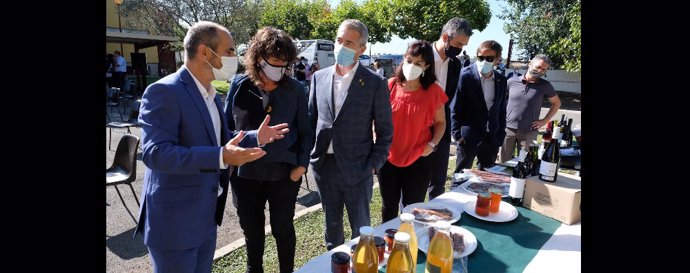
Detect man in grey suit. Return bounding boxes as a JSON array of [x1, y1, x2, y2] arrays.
[[308, 19, 393, 250]]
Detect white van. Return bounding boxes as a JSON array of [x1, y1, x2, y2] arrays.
[[295, 39, 335, 68]]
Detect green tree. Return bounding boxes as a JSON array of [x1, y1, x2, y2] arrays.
[[392, 0, 492, 42], [499, 0, 581, 71], [359, 0, 394, 44], [122, 0, 262, 46], [259, 0, 314, 40]]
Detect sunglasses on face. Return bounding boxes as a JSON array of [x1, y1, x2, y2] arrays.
[[476, 56, 495, 62]]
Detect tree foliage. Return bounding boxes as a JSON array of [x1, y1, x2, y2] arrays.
[[392, 0, 492, 42], [499, 0, 581, 71], [121, 0, 262, 47], [119, 0, 492, 50]]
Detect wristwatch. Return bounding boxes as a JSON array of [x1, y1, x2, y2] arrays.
[[427, 141, 437, 151]]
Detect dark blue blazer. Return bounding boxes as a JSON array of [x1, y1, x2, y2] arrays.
[[134, 67, 259, 250], [308, 64, 393, 185], [450, 63, 508, 147]]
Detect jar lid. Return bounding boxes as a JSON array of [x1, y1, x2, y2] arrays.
[[359, 226, 374, 235], [374, 236, 385, 246], [400, 213, 415, 222], [331, 252, 350, 264], [394, 232, 411, 243], [384, 228, 397, 238]]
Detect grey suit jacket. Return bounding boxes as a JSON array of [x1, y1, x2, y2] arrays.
[[308, 64, 393, 185]]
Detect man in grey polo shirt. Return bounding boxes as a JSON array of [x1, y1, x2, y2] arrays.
[[499, 54, 561, 162]]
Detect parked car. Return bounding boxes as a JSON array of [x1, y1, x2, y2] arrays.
[[359, 54, 372, 67]]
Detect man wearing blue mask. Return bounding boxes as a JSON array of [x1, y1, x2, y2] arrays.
[[135, 21, 290, 273], [308, 19, 393, 250], [451, 40, 508, 173], [427, 17, 473, 200], [498, 54, 561, 163]]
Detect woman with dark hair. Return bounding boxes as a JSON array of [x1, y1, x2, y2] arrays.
[[377, 40, 448, 222], [223, 26, 314, 273]]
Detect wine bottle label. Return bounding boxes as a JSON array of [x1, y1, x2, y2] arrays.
[[425, 263, 442, 273], [539, 161, 558, 180], [509, 177, 526, 198]]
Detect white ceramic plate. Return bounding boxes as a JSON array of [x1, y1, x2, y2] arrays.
[[459, 181, 510, 197], [499, 157, 519, 168], [417, 225, 478, 258], [401, 202, 461, 225], [463, 200, 518, 222]]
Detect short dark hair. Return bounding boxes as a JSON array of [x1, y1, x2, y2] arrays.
[[183, 21, 229, 60], [476, 40, 503, 60], [394, 40, 437, 90], [244, 27, 297, 86]]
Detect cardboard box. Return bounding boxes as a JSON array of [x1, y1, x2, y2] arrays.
[[523, 173, 581, 225]]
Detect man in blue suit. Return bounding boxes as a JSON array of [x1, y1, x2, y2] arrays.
[[451, 40, 508, 173], [308, 19, 393, 250], [135, 21, 289, 273]]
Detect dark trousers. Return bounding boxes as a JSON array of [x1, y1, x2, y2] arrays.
[[378, 155, 434, 222], [454, 134, 499, 173], [147, 227, 216, 273], [427, 136, 451, 200], [230, 174, 302, 273], [312, 154, 373, 250], [113, 71, 126, 89]]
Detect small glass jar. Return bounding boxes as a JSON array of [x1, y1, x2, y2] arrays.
[[476, 192, 491, 217], [384, 228, 397, 253], [374, 236, 385, 263], [331, 251, 351, 273]]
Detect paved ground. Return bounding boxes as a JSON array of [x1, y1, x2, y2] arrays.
[[106, 96, 580, 273]]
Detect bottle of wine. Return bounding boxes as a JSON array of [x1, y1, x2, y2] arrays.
[[509, 149, 528, 206], [539, 126, 561, 182], [524, 144, 534, 176], [564, 118, 574, 147], [529, 144, 540, 176], [542, 120, 554, 143], [559, 114, 566, 127]]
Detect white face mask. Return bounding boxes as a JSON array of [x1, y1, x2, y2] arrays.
[[205, 48, 238, 81], [260, 59, 286, 82], [476, 60, 493, 75], [402, 61, 424, 81]]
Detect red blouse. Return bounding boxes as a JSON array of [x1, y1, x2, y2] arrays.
[[387, 78, 448, 167]]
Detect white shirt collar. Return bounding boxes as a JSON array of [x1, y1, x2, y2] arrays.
[[185, 65, 217, 100], [433, 42, 446, 63], [336, 60, 360, 79]]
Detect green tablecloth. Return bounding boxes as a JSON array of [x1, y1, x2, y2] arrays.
[[380, 206, 562, 273]]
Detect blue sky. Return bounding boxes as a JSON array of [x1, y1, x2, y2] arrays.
[[328, 0, 514, 59]]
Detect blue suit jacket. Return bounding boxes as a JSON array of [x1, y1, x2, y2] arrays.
[[450, 64, 508, 147], [134, 67, 258, 250], [308, 64, 393, 185]]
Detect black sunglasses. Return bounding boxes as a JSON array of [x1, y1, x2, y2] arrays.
[[476, 56, 495, 62]]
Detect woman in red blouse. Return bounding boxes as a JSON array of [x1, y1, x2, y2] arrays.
[[378, 41, 448, 222]]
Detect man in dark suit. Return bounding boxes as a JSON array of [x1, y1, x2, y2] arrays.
[[135, 21, 289, 273], [451, 40, 508, 173], [308, 19, 393, 250], [427, 17, 474, 200]]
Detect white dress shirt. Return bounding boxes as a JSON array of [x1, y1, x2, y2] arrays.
[[476, 65, 495, 132], [188, 66, 226, 196], [327, 61, 360, 154], [433, 42, 450, 91]]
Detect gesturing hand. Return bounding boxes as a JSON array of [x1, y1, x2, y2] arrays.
[[258, 115, 290, 145], [223, 131, 266, 166]]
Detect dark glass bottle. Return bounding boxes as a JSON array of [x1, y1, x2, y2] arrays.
[[530, 144, 540, 176], [542, 120, 554, 143], [524, 144, 534, 175], [564, 118, 574, 147], [539, 126, 561, 182], [509, 149, 528, 206]]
